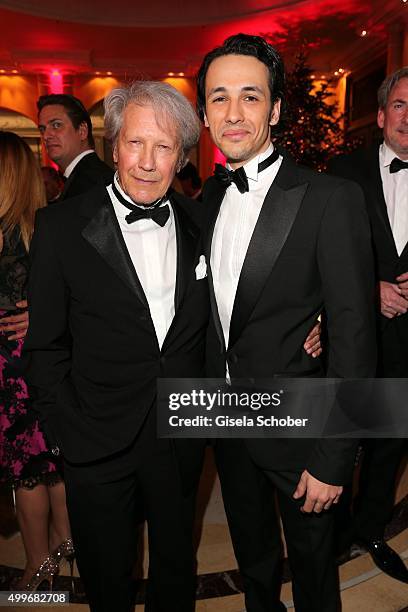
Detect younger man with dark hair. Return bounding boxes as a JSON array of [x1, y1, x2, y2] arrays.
[[198, 33, 376, 611]]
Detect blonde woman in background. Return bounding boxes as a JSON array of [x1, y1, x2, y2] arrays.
[[0, 131, 73, 591]]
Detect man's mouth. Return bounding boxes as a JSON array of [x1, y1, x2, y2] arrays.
[[222, 129, 250, 140], [134, 177, 157, 184]]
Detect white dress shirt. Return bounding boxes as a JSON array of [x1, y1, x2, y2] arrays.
[[211, 144, 283, 349], [107, 173, 176, 349], [64, 150, 94, 178], [379, 142, 408, 256]]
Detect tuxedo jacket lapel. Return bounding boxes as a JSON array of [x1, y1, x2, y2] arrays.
[[81, 191, 149, 308], [157, 195, 205, 353], [204, 181, 228, 353], [171, 195, 198, 312], [366, 147, 397, 256], [228, 157, 308, 348]]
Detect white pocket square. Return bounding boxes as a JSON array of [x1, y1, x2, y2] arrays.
[[195, 255, 207, 280]]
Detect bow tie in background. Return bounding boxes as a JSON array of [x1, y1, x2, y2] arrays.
[[389, 158, 408, 173], [213, 148, 280, 193], [112, 182, 170, 226]]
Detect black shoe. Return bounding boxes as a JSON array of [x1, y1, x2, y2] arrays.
[[359, 538, 408, 584]]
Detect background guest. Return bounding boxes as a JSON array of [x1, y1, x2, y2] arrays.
[[328, 67, 408, 583], [37, 94, 113, 201]]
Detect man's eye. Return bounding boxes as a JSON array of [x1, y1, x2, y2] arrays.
[[52, 121, 63, 129], [212, 97, 226, 103], [244, 96, 258, 102]]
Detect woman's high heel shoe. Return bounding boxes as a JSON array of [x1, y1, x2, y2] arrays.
[[11, 556, 59, 591], [51, 538, 75, 593]]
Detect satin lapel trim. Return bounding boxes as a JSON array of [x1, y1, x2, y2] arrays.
[[228, 180, 308, 349], [155, 197, 200, 354], [368, 152, 397, 256], [173, 199, 198, 312], [205, 183, 227, 355], [81, 193, 149, 307]]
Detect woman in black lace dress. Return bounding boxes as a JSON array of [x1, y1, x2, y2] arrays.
[[0, 131, 72, 590]]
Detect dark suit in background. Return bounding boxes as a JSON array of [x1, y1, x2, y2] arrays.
[[328, 145, 406, 547], [24, 185, 208, 611], [60, 151, 113, 201], [204, 152, 377, 611]]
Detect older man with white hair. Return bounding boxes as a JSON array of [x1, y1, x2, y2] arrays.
[[24, 81, 209, 612]]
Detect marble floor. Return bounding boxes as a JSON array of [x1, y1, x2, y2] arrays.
[[1, 450, 408, 611]]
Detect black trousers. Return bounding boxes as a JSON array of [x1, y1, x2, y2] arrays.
[[63, 411, 197, 612], [215, 440, 339, 612], [335, 343, 407, 546]]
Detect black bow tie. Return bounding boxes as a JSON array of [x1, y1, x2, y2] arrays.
[[389, 158, 408, 173], [112, 182, 170, 227], [213, 148, 280, 193]]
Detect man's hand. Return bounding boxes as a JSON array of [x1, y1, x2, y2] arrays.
[[293, 470, 342, 513], [379, 281, 408, 319], [396, 272, 408, 300], [0, 300, 29, 340], [303, 321, 322, 358]]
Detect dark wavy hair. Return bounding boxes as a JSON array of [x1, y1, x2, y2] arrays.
[[196, 33, 285, 123], [37, 94, 95, 148]]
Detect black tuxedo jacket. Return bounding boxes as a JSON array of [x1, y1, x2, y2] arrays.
[[328, 145, 408, 376], [24, 185, 209, 487], [61, 152, 114, 201], [203, 152, 377, 484]]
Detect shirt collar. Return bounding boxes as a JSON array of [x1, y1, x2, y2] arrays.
[[226, 143, 275, 183], [64, 149, 93, 178], [380, 141, 404, 168]]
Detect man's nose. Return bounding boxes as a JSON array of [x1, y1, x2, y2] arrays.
[[225, 99, 244, 124], [42, 125, 53, 140], [138, 145, 155, 171]]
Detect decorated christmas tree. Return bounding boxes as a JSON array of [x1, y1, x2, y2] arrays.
[[271, 50, 358, 171]]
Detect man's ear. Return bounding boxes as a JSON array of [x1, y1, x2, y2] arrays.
[[269, 99, 281, 126], [204, 112, 209, 128], [78, 121, 89, 142], [113, 143, 118, 164], [377, 108, 385, 129]]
